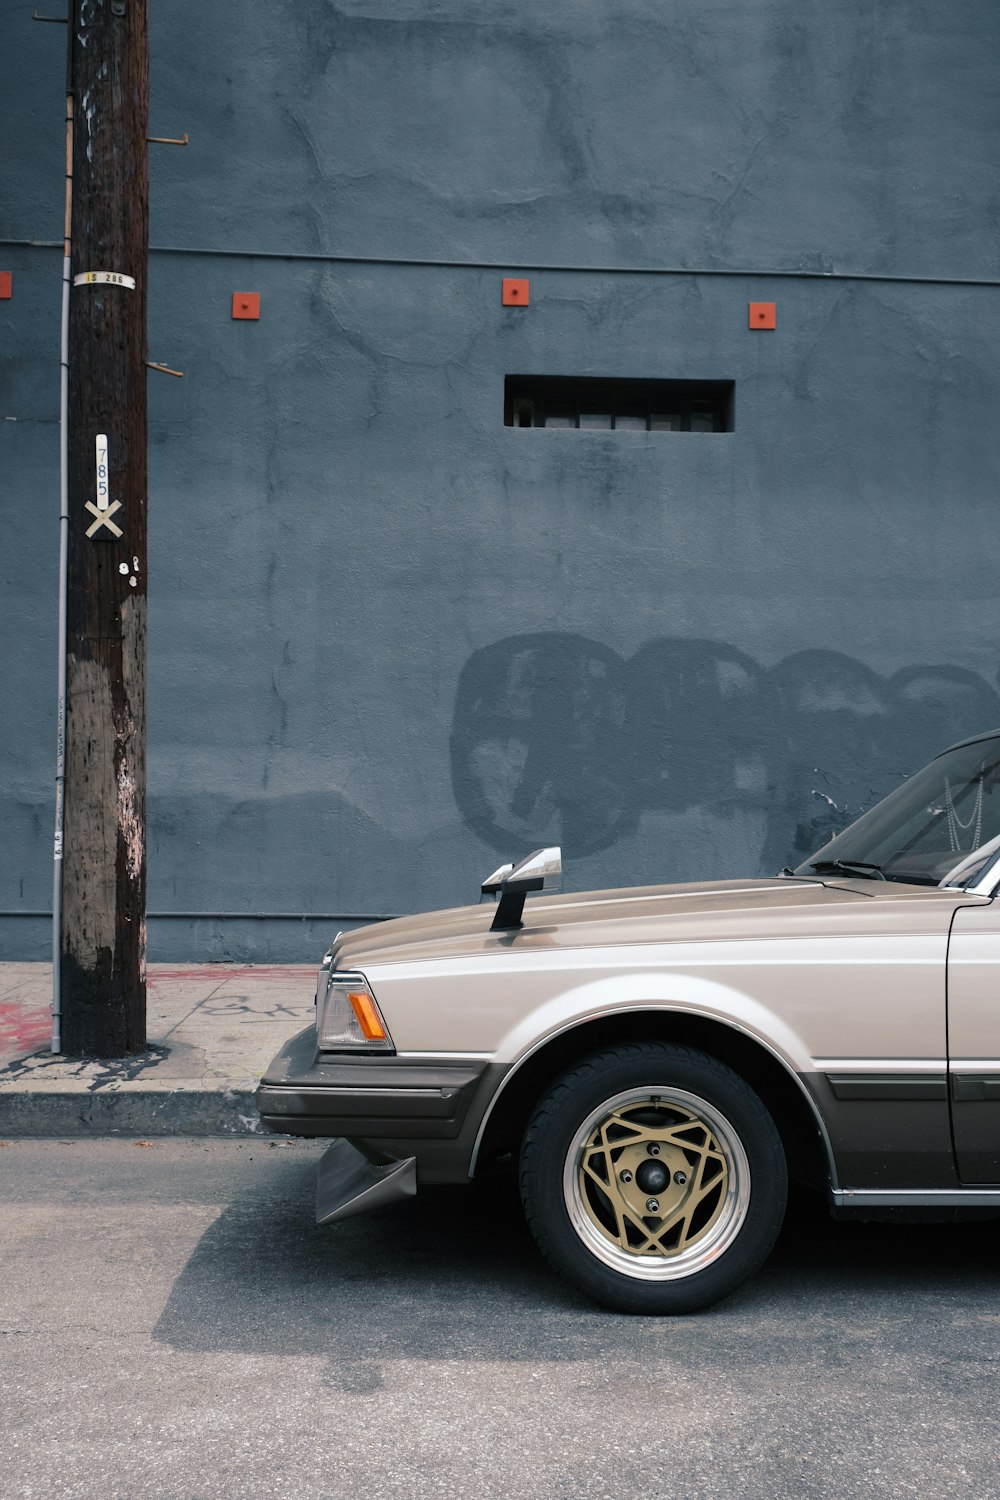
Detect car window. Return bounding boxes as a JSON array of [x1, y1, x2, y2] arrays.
[[796, 737, 1000, 887]]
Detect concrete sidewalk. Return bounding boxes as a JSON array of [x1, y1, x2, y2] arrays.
[[0, 963, 316, 1135]]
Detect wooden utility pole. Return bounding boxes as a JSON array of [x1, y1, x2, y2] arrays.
[[60, 0, 148, 1055]]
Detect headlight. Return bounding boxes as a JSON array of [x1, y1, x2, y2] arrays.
[[316, 971, 394, 1052]]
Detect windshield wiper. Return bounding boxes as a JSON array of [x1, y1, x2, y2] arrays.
[[809, 859, 886, 881]]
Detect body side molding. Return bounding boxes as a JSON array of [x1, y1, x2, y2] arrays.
[[834, 1187, 1000, 1208], [826, 1073, 947, 1101]]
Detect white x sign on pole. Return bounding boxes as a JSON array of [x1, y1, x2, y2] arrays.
[[85, 499, 123, 538]]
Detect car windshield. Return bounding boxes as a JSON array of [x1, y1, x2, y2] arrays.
[[794, 735, 1000, 888]]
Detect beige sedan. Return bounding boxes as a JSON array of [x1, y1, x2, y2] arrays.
[[258, 730, 1000, 1312]]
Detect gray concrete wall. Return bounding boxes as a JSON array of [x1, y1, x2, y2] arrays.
[[3, 0, 1000, 959]]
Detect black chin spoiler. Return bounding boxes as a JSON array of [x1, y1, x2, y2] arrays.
[[481, 847, 562, 932]]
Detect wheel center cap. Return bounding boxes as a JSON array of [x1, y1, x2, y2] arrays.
[[610, 1141, 690, 1223], [635, 1158, 670, 1194]]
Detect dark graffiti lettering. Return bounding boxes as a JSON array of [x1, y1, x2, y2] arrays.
[[450, 634, 1000, 868]]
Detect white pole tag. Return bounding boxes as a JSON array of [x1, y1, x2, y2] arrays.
[[73, 271, 136, 290], [95, 433, 109, 510]]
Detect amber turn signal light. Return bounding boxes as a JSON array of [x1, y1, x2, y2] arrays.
[[348, 990, 388, 1042]]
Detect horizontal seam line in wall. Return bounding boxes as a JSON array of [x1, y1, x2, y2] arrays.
[[0, 911, 400, 921], [4, 238, 1000, 289]]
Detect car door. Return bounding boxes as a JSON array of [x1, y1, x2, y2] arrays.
[[946, 899, 1000, 1183]]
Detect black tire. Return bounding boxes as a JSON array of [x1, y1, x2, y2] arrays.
[[519, 1042, 787, 1314]]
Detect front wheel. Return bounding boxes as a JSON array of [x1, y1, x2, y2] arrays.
[[519, 1042, 787, 1313]]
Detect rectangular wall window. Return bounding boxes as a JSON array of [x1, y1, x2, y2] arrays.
[[504, 376, 734, 432]]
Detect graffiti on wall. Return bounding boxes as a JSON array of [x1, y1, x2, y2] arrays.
[[450, 634, 1000, 870]]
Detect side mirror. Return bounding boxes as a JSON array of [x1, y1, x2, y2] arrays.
[[508, 847, 561, 887], [482, 847, 562, 931]]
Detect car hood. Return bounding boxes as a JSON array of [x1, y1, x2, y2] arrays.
[[331, 876, 968, 970]]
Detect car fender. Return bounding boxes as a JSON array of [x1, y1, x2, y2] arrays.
[[492, 969, 813, 1074], [469, 970, 835, 1180]]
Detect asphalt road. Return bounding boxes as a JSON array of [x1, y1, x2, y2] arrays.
[[1, 1140, 998, 1500]]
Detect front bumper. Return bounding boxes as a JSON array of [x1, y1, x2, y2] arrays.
[[255, 1025, 490, 1146]]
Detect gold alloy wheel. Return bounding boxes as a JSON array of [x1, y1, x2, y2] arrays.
[[563, 1086, 752, 1281]]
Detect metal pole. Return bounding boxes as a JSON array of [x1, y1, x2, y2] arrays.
[[52, 79, 74, 1054]]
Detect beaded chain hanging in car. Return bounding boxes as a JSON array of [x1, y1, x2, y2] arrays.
[[945, 771, 984, 853]]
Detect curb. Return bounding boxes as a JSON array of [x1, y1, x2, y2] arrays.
[[0, 1087, 268, 1137]]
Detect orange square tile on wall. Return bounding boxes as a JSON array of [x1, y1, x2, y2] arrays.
[[749, 302, 776, 329], [232, 292, 260, 320]]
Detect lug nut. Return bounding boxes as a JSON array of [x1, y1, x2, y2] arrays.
[[619, 1169, 633, 1183], [648, 1144, 660, 1156], [646, 1198, 660, 1213], [674, 1171, 687, 1186]]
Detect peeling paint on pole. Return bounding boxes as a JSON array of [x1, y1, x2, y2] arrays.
[[62, 657, 118, 963], [117, 594, 146, 890]]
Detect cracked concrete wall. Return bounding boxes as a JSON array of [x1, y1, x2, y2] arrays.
[[3, 0, 1000, 959]]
